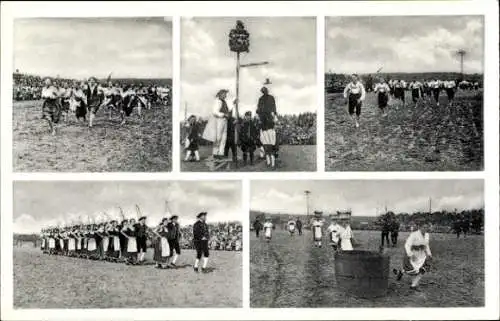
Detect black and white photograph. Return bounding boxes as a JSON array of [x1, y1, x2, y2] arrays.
[[325, 16, 484, 171], [13, 17, 173, 172], [13, 180, 242, 308], [180, 17, 317, 172], [250, 179, 484, 307]]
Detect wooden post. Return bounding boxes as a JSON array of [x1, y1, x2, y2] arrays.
[[234, 52, 241, 165]]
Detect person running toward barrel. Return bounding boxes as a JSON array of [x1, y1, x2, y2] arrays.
[[311, 211, 324, 248], [393, 220, 433, 290], [343, 74, 366, 128], [263, 217, 273, 242]]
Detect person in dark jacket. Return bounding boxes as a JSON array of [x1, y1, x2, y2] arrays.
[[167, 215, 182, 267], [239, 111, 260, 165], [256, 84, 278, 168], [193, 212, 210, 273], [296, 218, 303, 236], [390, 218, 400, 247], [135, 216, 148, 264], [253, 219, 263, 237]]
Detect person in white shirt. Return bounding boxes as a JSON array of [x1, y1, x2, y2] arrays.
[[202, 89, 236, 159], [263, 218, 274, 243], [409, 80, 423, 104], [287, 220, 296, 236], [41, 77, 61, 135], [311, 211, 324, 248], [343, 74, 366, 128], [393, 80, 406, 106], [444, 80, 456, 105], [430, 79, 442, 106], [338, 216, 354, 251], [326, 216, 341, 250], [374, 78, 390, 115], [393, 221, 433, 290]]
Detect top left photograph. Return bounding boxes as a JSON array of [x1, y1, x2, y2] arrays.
[[12, 17, 173, 172]]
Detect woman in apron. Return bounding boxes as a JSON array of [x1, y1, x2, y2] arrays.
[[67, 227, 76, 257], [287, 220, 296, 236], [327, 216, 341, 251], [40, 229, 47, 253], [393, 221, 433, 290], [106, 220, 121, 262], [153, 218, 172, 269], [338, 216, 354, 251], [311, 211, 324, 248], [87, 224, 98, 260], [263, 217, 273, 243], [121, 219, 138, 265], [48, 229, 56, 255]]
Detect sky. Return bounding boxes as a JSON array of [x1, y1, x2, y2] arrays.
[[13, 181, 241, 234], [13, 17, 172, 79], [181, 17, 317, 118], [250, 180, 484, 217], [326, 15, 484, 74]]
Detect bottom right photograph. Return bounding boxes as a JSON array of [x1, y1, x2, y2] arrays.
[[249, 179, 484, 308]]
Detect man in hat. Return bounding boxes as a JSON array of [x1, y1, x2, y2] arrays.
[[311, 211, 324, 248], [193, 212, 210, 273], [84, 76, 104, 128], [135, 216, 149, 264], [343, 74, 366, 128], [167, 215, 182, 267]]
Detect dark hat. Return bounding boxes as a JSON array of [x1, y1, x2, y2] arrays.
[[215, 89, 229, 98], [260, 86, 269, 94], [121, 219, 128, 225], [109, 220, 117, 224], [139, 216, 147, 222], [197, 212, 207, 218], [88, 76, 97, 82], [244, 111, 252, 117], [263, 78, 272, 85], [170, 215, 178, 220]]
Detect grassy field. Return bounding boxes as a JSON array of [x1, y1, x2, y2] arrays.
[[13, 100, 172, 172], [325, 90, 483, 171], [250, 229, 484, 308], [14, 246, 241, 308], [180, 145, 316, 172]]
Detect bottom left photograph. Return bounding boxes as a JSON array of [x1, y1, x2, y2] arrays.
[[12, 180, 243, 308]]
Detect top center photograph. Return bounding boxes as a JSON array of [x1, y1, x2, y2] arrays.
[[180, 17, 317, 172]]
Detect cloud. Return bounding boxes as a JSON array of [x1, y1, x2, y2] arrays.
[[181, 17, 316, 117], [326, 16, 483, 74], [13, 18, 172, 79]]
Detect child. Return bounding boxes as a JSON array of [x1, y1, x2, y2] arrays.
[[239, 111, 260, 165], [184, 115, 201, 162]]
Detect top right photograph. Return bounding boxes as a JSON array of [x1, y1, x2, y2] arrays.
[[325, 15, 484, 172]]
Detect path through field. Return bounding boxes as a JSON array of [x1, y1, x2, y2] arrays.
[[181, 145, 316, 172], [250, 230, 484, 307], [14, 247, 241, 308], [13, 101, 172, 172], [325, 90, 483, 171]]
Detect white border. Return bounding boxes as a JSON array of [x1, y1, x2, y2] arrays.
[[1, 1, 499, 320]]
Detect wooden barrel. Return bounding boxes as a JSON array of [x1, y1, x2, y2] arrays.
[[334, 250, 390, 299]]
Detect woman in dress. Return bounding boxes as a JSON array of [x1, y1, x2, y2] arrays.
[[67, 227, 77, 257], [393, 221, 433, 290], [121, 219, 138, 265], [106, 220, 121, 262], [87, 224, 98, 260], [153, 218, 172, 269], [311, 211, 324, 248], [263, 217, 273, 243], [256, 86, 279, 168], [338, 215, 354, 251], [327, 216, 341, 251], [202, 89, 235, 159]]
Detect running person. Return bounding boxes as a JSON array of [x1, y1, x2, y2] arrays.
[[444, 80, 456, 105], [409, 80, 423, 104], [343, 74, 366, 128], [287, 219, 296, 236], [41, 77, 61, 135], [374, 78, 390, 115], [393, 221, 433, 290]]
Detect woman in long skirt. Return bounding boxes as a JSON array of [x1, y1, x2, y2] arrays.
[[338, 217, 354, 251], [374, 79, 390, 115], [393, 221, 433, 290], [87, 225, 98, 260], [153, 218, 172, 269], [202, 89, 232, 159], [263, 218, 273, 243], [121, 219, 138, 265], [48, 231, 56, 255], [106, 220, 121, 261], [311, 211, 324, 248], [256, 86, 278, 168], [68, 228, 76, 257]]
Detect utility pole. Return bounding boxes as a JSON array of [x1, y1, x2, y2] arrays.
[[457, 49, 466, 79], [429, 197, 432, 214], [304, 190, 311, 219]]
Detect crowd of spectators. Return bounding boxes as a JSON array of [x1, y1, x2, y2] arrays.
[[179, 222, 243, 251]]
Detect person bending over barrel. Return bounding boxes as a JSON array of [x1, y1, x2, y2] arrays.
[[393, 221, 433, 290]]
